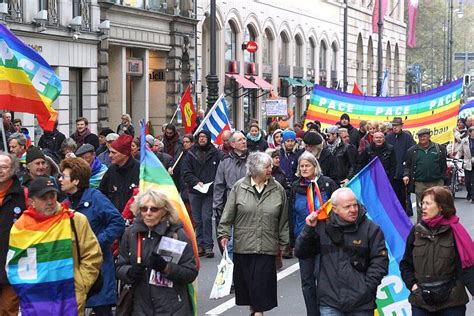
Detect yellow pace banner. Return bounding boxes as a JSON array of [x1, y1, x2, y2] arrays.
[[304, 79, 463, 144]]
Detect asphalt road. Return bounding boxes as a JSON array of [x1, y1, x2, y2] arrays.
[[197, 192, 474, 316]]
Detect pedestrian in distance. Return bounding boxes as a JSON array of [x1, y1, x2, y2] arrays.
[[400, 186, 474, 316]]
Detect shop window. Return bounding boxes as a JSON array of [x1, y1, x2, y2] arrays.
[[225, 21, 238, 61], [244, 24, 257, 63], [262, 29, 273, 65], [279, 32, 289, 65]]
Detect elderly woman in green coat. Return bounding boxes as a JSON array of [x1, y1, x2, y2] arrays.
[[218, 151, 289, 316]]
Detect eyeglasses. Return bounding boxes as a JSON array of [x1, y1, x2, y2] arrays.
[[139, 206, 161, 213]]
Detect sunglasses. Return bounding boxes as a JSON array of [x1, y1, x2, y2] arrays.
[[139, 206, 161, 213]]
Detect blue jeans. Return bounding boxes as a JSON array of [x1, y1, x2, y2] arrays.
[[299, 257, 320, 316], [411, 305, 466, 316], [319, 306, 373, 316], [189, 193, 213, 249]]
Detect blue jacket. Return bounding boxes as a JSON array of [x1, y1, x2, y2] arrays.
[[279, 147, 300, 183], [67, 188, 125, 307]]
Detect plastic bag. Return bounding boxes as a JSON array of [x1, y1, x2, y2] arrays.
[[209, 246, 234, 299]]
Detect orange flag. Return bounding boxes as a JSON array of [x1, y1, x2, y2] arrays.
[[179, 85, 197, 134]]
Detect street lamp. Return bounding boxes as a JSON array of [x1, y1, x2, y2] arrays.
[[206, 0, 219, 111], [376, 0, 383, 96]]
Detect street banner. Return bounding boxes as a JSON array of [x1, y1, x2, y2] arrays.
[[347, 157, 413, 316], [0, 24, 61, 131], [304, 79, 463, 144], [459, 100, 474, 119], [179, 84, 197, 134]]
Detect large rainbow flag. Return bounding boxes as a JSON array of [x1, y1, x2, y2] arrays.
[[305, 80, 463, 144], [6, 207, 78, 315], [139, 121, 199, 315], [459, 99, 474, 119], [0, 24, 61, 131]]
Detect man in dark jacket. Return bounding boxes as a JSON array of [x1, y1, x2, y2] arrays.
[[279, 130, 299, 183], [339, 113, 360, 148], [38, 121, 66, 160], [0, 153, 26, 315], [326, 125, 356, 186], [71, 117, 100, 150], [162, 124, 183, 159], [99, 134, 140, 212], [295, 188, 388, 314], [183, 130, 223, 258], [359, 131, 397, 182], [403, 128, 447, 221], [386, 117, 416, 215]]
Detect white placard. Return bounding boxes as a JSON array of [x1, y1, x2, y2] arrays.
[[265, 99, 288, 117]]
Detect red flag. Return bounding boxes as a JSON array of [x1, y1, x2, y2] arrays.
[[352, 82, 363, 95], [372, 0, 388, 33], [407, 0, 419, 48], [179, 85, 197, 134]]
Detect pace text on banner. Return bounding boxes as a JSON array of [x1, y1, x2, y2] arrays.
[[139, 121, 199, 315], [346, 157, 413, 315], [0, 24, 61, 131], [304, 80, 463, 144]]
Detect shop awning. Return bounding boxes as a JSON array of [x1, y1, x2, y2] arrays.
[[298, 79, 314, 88], [281, 77, 304, 86], [225, 74, 259, 89], [245, 75, 273, 90]]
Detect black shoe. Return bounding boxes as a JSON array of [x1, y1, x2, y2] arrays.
[[198, 247, 205, 257], [205, 248, 214, 258]]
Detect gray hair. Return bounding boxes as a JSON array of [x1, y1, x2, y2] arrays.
[[296, 151, 322, 178], [8, 132, 26, 148], [121, 113, 131, 122], [228, 131, 245, 144], [0, 151, 18, 178], [131, 189, 180, 224], [246, 151, 272, 177], [106, 133, 119, 142], [61, 138, 77, 153], [331, 187, 356, 207]]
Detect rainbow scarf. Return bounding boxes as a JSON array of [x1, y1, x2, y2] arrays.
[[6, 205, 78, 315], [139, 121, 199, 315], [0, 24, 61, 131]]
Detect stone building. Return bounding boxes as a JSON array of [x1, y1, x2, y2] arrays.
[[196, 0, 407, 131]]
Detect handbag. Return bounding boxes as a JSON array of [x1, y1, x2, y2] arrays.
[[116, 231, 142, 316], [209, 246, 234, 299], [420, 279, 456, 305], [70, 217, 103, 298]]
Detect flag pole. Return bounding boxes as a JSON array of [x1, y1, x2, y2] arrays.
[[0, 114, 7, 152], [169, 107, 179, 124]]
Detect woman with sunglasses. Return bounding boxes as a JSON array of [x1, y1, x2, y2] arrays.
[[116, 189, 198, 315]]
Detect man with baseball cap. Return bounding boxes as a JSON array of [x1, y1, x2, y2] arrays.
[[6, 177, 102, 315], [99, 134, 140, 212], [75, 143, 108, 188], [403, 128, 447, 221], [386, 117, 416, 215]]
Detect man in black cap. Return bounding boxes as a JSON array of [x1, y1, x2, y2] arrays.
[[386, 117, 416, 215], [403, 128, 447, 221], [303, 131, 337, 182], [339, 113, 360, 148]]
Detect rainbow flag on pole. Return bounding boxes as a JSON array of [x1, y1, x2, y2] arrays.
[[347, 157, 413, 315], [6, 208, 78, 315], [139, 121, 199, 315], [0, 24, 61, 131]]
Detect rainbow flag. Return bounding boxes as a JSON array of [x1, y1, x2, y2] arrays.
[[6, 207, 78, 315], [139, 120, 199, 315], [459, 99, 474, 119], [346, 157, 413, 315], [0, 24, 61, 131], [304, 79, 463, 144]]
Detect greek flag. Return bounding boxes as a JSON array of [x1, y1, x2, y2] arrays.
[[381, 69, 389, 97], [194, 95, 232, 145]]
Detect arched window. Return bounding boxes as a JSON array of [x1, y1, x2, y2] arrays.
[[331, 42, 338, 88], [279, 32, 289, 64], [262, 28, 273, 65], [367, 37, 374, 95], [307, 38, 316, 70], [244, 25, 257, 63], [356, 34, 364, 86], [294, 35, 303, 67], [225, 21, 238, 61], [319, 41, 327, 85]]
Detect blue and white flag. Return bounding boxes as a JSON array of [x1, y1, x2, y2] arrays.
[[381, 69, 389, 97], [194, 95, 232, 145]]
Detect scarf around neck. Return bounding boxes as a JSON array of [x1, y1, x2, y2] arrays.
[[73, 128, 91, 147], [423, 215, 474, 269], [247, 132, 262, 142]]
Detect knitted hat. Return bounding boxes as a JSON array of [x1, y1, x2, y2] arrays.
[[99, 128, 114, 137], [340, 113, 350, 121], [26, 146, 45, 164], [296, 130, 306, 139], [303, 132, 323, 145], [145, 134, 155, 147], [111, 134, 133, 156], [282, 130, 296, 142]]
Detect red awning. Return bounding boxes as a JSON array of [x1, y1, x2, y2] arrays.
[[246, 76, 273, 90], [225, 74, 259, 89]]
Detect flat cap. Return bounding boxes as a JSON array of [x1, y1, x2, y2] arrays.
[[75, 143, 95, 156], [416, 128, 431, 136]]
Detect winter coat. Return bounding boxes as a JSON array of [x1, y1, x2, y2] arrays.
[[182, 144, 223, 196], [272, 166, 289, 192], [341, 124, 360, 148], [163, 133, 183, 159], [247, 137, 269, 152], [333, 141, 356, 182], [212, 150, 248, 214], [217, 176, 289, 255], [98, 149, 112, 167], [400, 223, 474, 312], [0, 177, 26, 285], [386, 131, 416, 179], [116, 219, 198, 316], [116, 123, 135, 137], [456, 137, 473, 171], [294, 208, 388, 312], [67, 188, 125, 307], [71, 132, 100, 150], [359, 142, 397, 181], [288, 176, 338, 240], [99, 157, 140, 212], [318, 147, 338, 182], [38, 129, 66, 159], [279, 147, 300, 183]]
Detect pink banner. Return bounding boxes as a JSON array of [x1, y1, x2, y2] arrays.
[[407, 0, 419, 48]]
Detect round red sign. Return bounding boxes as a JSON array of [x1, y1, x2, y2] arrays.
[[246, 41, 258, 53]]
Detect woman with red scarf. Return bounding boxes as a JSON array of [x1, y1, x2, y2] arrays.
[[400, 186, 474, 316]]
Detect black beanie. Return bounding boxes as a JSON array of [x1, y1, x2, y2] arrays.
[[99, 127, 114, 137], [197, 130, 212, 147], [340, 113, 350, 121], [303, 132, 323, 146], [26, 146, 46, 164]]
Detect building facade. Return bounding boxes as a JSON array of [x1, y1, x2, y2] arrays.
[[196, 0, 407, 131]]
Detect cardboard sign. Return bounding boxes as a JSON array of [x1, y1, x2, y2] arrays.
[[265, 99, 288, 117]]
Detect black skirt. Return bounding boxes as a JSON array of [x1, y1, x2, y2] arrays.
[[233, 253, 278, 312]]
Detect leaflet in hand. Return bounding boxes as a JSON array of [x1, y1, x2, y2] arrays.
[[149, 236, 187, 287], [193, 181, 213, 194]]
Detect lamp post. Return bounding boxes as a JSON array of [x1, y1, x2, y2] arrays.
[[447, 0, 454, 82], [206, 0, 219, 111], [376, 0, 383, 96]]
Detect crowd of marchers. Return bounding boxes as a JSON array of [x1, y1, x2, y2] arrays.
[[0, 110, 473, 316]]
